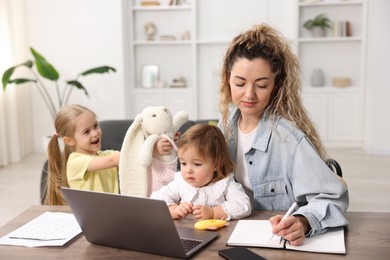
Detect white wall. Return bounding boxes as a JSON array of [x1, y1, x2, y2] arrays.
[[364, 0, 390, 154], [23, 0, 390, 154], [25, 0, 126, 152]]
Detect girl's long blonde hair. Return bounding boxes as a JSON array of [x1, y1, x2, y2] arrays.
[[219, 23, 327, 160], [44, 104, 97, 205]]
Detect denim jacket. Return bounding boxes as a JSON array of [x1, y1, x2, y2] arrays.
[[219, 107, 349, 237]]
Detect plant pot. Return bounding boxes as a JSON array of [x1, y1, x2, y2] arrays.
[[311, 27, 326, 37]]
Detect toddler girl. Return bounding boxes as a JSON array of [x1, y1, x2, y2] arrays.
[[151, 124, 251, 220]]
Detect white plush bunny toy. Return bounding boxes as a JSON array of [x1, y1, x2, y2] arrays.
[[119, 106, 188, 197]]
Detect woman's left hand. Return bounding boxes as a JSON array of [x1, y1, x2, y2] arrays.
[[269, 215, 310, 246]]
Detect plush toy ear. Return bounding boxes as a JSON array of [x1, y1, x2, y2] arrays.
[[123, 114, 143, 141], [173, 111, 189, 133], [118, 113, 148, 196]]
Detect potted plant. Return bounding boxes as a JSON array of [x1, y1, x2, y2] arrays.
[[2, 47, 116, 120], [303, 13, 331, 37]]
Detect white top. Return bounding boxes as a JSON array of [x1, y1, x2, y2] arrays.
[[150, 172, 251, 220], [235, 126, 257, 192]]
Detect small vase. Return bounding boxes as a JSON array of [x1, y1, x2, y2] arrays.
[[311, 69, 324, 87]]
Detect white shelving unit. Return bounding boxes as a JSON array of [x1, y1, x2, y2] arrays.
[[123, 0, 297, 120], [297, 0, 366, 147], [123, 1, 197, 118]]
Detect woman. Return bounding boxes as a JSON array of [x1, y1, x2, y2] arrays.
[[218, 23, 348, 246]]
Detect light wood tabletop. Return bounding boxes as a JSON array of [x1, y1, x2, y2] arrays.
[[1, 205, 389, 259]]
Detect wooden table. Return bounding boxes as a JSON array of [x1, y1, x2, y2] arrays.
[[1, 206, 389, 259]]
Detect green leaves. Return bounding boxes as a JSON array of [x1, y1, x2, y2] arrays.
[[9, 78, 37, 84], [81, 66, 116, 76], [66, 80, 89, 97], [2, 67, 15, 90], [1, 46, 116, 119], [2, 60, 34, 90], [303, 13, 331, 30], [2, 49, 60, 90], [30, 47, 59, 81]]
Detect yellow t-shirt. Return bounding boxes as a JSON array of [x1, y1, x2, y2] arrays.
[[67, 150, 119, 194]]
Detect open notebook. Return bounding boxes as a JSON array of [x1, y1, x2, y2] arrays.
[[227, 220, 345, 254]]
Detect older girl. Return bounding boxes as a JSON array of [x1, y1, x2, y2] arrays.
[[45, 105, 120, 205]]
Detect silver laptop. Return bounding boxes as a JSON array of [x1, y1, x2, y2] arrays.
[[61, 187, 218, 258]]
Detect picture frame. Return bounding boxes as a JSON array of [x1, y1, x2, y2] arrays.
[[141, 64, 159, 88]]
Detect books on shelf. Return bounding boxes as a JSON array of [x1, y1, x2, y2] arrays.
[[333, 20, 352, 37], [140, 1, 160, 6], [227, 220, 346, 255]]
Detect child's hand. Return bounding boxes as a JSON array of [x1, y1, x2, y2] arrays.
[[153, 138, 174, 156], [192, 205, 214, 220], [170, 202, 193, 219]]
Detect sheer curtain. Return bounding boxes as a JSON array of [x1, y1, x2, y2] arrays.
[[0, 0, 33, 167]]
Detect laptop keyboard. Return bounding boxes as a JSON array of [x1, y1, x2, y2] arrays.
[[181, 238, 202, 252]]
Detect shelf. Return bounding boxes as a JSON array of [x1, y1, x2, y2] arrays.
[[196, 40, 231, 45], [132, 6, 191, 11], [298, 0, 366, 145], [134, 40, 192, 45], [302, 86, 361, 92], [299, 0, 363, 7], [298, 36, 362, 43], [125, 0, 197, 119], [134, 88, 191, 93]]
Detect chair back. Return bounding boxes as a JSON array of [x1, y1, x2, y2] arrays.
[[99, 120, 134, 151], [326, 159, 343, 177]]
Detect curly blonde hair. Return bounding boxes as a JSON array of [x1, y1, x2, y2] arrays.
[[219, 23, 327, 160]]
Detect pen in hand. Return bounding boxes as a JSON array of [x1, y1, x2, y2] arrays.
[[267, 202, 298, 243]]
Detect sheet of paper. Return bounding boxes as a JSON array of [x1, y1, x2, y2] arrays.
[[0, 211, 82, 247]]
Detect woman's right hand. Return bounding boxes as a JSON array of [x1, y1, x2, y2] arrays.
[[269, 214, 309, 246]]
